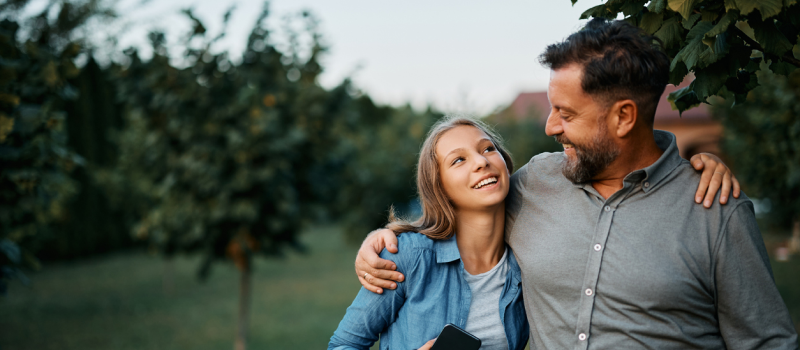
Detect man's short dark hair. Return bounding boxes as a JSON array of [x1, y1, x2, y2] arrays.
[[539, 18, 670, 125]]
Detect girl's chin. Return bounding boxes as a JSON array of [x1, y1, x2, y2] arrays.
[[454, 195, 507, 212]]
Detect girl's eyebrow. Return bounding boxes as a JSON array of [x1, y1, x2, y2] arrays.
[[445, 148, 465, 159], [444, 138, 493, 158]]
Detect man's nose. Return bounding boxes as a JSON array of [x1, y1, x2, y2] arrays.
[[544, 109, 562, 136]]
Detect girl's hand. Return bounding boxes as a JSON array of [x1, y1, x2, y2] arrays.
[[690, 153, 741, 208]]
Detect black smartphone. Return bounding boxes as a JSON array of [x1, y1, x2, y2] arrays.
[[429, 323, 481, 350]]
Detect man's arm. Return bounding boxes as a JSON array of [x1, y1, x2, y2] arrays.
[[715, 202, 798, 349], [353, 153, 741, 294], [354, 229, 404, 294]]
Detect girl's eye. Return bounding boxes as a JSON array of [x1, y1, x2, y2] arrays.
[[451, 157, 464, 165], [484, 146, 496, 153]]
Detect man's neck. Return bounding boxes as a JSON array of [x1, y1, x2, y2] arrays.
[[591, 130, 663, 199]]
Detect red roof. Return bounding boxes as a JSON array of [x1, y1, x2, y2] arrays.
[[504, 77, 711, 124]]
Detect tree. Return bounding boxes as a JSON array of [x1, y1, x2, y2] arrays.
[[334, 102, 441, 240], [0, 0, 110, 295], [574, 0, 800, 113], [97, 5, 437, 349], [714, 66, 800, 253]]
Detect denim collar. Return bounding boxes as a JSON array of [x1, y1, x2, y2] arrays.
[[435, 235, 461, 264], [434, 235, 522, 285]]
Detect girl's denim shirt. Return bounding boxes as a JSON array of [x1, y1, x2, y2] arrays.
[[329, 232, 529, 350]]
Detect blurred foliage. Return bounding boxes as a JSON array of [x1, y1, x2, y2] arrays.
[[574, 0, 800, 114], [714, 65, 800, 229], [485, 113, 562, 171], [95, 6, 438, 279], [335, 103, 440, 241], [0, 0, 114, 294]]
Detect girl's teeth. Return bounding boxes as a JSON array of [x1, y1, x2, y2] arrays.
[[474, 177, 497, 189]]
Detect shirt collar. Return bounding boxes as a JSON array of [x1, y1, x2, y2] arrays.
[[570, 130, 682, 192], [635, 130, 682, 193], [434, 235, 461, 263]]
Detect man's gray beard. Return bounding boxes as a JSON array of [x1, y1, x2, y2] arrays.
[[560, 126, 620, 184]]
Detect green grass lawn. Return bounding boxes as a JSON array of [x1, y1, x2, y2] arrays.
[[0, 226, 370, 350], [1, 226, 798, 349]]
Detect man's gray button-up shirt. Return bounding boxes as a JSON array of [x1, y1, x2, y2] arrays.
[[505, 130, 798, 349]]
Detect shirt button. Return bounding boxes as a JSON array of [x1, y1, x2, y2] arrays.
[[604, 206, 611, 212], [594, 244, 602, 251], [578, 333, 587, 341], [644, 182, 650, 188], [585, 288, 593, 296]]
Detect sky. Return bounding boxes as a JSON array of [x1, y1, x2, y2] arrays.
[[90, 0, 598, 115]]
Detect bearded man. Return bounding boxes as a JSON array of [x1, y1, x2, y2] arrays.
[[353, 18, 798, 349]]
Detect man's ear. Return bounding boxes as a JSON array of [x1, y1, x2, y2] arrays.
[[610, 99, 637, 138]]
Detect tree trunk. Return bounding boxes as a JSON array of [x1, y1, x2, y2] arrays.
[[234, 259, 252, 350], [789, 218, 800, 255]]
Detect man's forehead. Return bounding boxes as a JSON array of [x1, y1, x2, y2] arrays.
[[548, 66, 591, 108]]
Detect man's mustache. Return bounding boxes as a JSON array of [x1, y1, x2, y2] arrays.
[[554, 134, 572, 145]]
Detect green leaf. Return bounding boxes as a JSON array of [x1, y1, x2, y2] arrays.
[[794, 36, 800, 59], [693, 61, 729, 99], [770, 60, 798, 75], [669, 60, 690, 85], [687, 20, 713, 41], [751, 20, 793, 56], [744, 56, 762, 72], [786, 0, 798, 7], [668, 82, 702, 114], [580, 4, 610, 19], [672, 21, 713, 71], [0, 115, 13, 143], [672, 38, 707, 70], [655, 16, 684, 49], [700, 11, 719, 22], [640, 12, 664, 34], [683, 13, 702, 29], [621, 1, 647, 16], [668, 0, 699, 19], [724, 0, 738, 11], [648, 0, 668, 13], [725, 70, 757, 94], [700, 32, 731, 66], [735, 0, 783, 19], [704, 10, 738, 39]]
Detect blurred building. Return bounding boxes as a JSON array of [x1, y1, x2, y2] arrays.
[[494, 78, 721, 159]]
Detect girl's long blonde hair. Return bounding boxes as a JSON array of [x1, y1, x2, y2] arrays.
[[386, 117, 514, 240]]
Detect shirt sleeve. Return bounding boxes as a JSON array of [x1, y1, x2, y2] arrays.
[[505, 162, 530, 241], [715, 202, 799, 349], [327, 247, 420, 350]]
